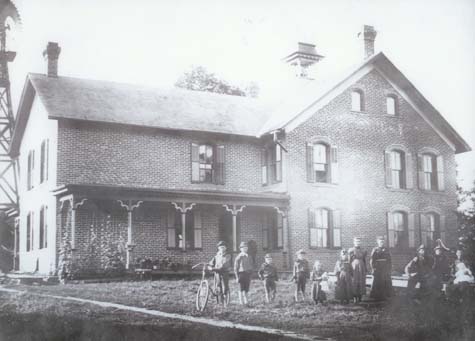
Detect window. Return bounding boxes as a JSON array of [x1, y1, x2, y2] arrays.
[[388, 211, 407, 249], [263, 211, 283, 250], [351, 90, 363, 111], [308, 208, 341, 248], [386, 96, 397, 115], [167, 209, 202, 249], [385, 148, 413, 189], [39, 206, 47, 249], [262, 144, 282, 185], [418, 153, 444, 191], [27, 150, 35, 190], [26, 212, 34, 251], [40, 140, 49, 183], [420, 212, 439, 247], [191, 143, 224, 184], [306, 142, 338, 184]]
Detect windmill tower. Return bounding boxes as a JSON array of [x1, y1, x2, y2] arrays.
[[0, 0, 20, 271]]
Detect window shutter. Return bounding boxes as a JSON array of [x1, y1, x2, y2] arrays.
[[167, 209, 176, 248], [306, 144, 314, 182], [215, 145, 225, 185], [191, 143, 200, 182], [193, 210, 202, 249], [262, 214, 269, 249], [439, 214, 446, 243], [420, 213, 428, 245], [275, 144, 282, 182], [44, 206, 48, 248], [436, 155, 445, 191], [31, 212, 34, 250], [277, 214, 283, 248], [384, 151, 392, 187], [387, 212, 394, 248], [417, 154, 425, 190], [332, 209, 341, 247], [40, 142, 45, 183], [261, 149, 268, 185], [308, 208, 316, 247], [32, 151, 35, 188], [27, 152, 31, 190], [405, 152, 413, 189], [330, 146, 339, 184], [46, 139, 49, 181], [408, 213, 415, 248]]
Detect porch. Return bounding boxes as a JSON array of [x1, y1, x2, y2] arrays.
[[54, 184, 290, 276]]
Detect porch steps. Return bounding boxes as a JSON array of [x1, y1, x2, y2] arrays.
[[3, 272, 59, 285]]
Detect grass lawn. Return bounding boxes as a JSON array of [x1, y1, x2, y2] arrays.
[[1, 277, 474, 341]]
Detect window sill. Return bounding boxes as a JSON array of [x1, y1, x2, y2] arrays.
[[191, 181, 224, 186], [308, 247, 341, 251], [419, 189, 446, 195], [310, 182, 338, 188], [166, 247, 203, 251], [350, 110, 367, 114], [387, 187, 412, 193]]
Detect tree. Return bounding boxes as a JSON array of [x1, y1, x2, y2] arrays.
[[175, 66, 258, 97], [457, 181, 475, 271]]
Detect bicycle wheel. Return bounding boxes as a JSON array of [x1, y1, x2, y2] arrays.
[[196, 280, 210, 311]]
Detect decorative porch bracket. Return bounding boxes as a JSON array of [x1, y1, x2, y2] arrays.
[[171, 202, 196, 251], [274, 206, 290, 269], [59, 195, 88, 251], [223, 204, 246, 252], [117, 200, 144, 269]]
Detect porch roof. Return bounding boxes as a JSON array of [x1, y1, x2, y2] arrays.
[[53, 184, 290, 208]]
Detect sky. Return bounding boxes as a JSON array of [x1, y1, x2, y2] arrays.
[[6, 0, 475, 189]]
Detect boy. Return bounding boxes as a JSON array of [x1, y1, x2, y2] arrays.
[[258, 254, 278, 303], [209, 241, 232, 303], [292, 249, 310, 302], [234, 241, 253, 305]]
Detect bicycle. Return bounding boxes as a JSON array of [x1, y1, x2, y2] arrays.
[[193, 262, 230, 311]]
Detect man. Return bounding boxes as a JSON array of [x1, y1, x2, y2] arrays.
[[405, 244, 434, 299]]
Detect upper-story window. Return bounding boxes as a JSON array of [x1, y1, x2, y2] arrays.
[[386, 95, 397, 115], [306, 141, 338, 184], [261, 143, 282, 185], [418, 152, 444, 191], [385, 147, 413, 190], [351, 90, 364, 112], [387, 209, 415, 249], [27, 150, 35, 190], [40, 140, 49, 183], [191, 143, 224, 184], [308, 208, 341, 248]]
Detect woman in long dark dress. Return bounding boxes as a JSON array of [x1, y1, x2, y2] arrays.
[[370, 236, 393, 301], [348, 237, 367, 303]]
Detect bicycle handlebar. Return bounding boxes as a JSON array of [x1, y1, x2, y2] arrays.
[[192, 262, 209, 270]]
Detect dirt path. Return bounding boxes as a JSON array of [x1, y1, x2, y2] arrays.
[[0, 287, 331, 341]]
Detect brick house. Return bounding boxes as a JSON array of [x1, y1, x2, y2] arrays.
[[9, 27, 470, 275]]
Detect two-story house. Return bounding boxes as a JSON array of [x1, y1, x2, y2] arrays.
[[9, 27, 470, 275]]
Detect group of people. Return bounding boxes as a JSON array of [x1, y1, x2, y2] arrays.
[[206, 236, 473, 306]]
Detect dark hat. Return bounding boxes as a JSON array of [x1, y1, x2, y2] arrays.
[[217, 241, 227, 247], [376, 236, 385, 241], [295, 249, 306, 255], [239, 241, 248, 248], [417, 244, 425, 251], [264, 253, 272, 259]]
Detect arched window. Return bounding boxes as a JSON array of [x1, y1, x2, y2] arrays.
[[385, 147, 413, 189], [418, 150, 444, 191], [313, 143, 328, 182], [420, 212, 440, 247], [306, 140, 338, 184], [389, 150, 404, 188], [351, 90, 364, 111], [388, 211, 408, 249], [386, 95, 397, 115]]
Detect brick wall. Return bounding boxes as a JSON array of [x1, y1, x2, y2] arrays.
[[57, 122, 263, 193], [285, 69, 458, 272]]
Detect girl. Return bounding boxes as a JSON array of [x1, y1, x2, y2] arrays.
[[311, 260, 327, 305], [335, 249, 353, 304]]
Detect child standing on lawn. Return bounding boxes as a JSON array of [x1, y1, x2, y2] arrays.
[[258, 254, 278, 303], [292, 249, 310, 302], [335, 249, 353, 304], [208, 241, 232, 303], [234, 241, 253, 305], [311, 260, 327, 305]]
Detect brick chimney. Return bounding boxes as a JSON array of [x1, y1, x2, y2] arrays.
[[284, 42, 324, 79], [43, 42, 61, 77], [358, 25, 377, 59]]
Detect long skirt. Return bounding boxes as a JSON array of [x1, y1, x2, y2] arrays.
[[335, 271, 352, 301], [351, 259, 366, 297], [370, 264, 393, 300]]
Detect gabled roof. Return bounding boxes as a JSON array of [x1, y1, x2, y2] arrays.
[[9, 52, 471, 157]]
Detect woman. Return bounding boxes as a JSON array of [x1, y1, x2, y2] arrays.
[[348, 237, 367, 303], [369, 236, 393, 301]]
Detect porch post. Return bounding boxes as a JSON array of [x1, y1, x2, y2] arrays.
[[274, 207, 289, 269], [117, 200, 143, 269], [171, 202, 196, 251], [59, 196, 87, 251], [223, 205, 246, 253], [13, 217, 19, 271]]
